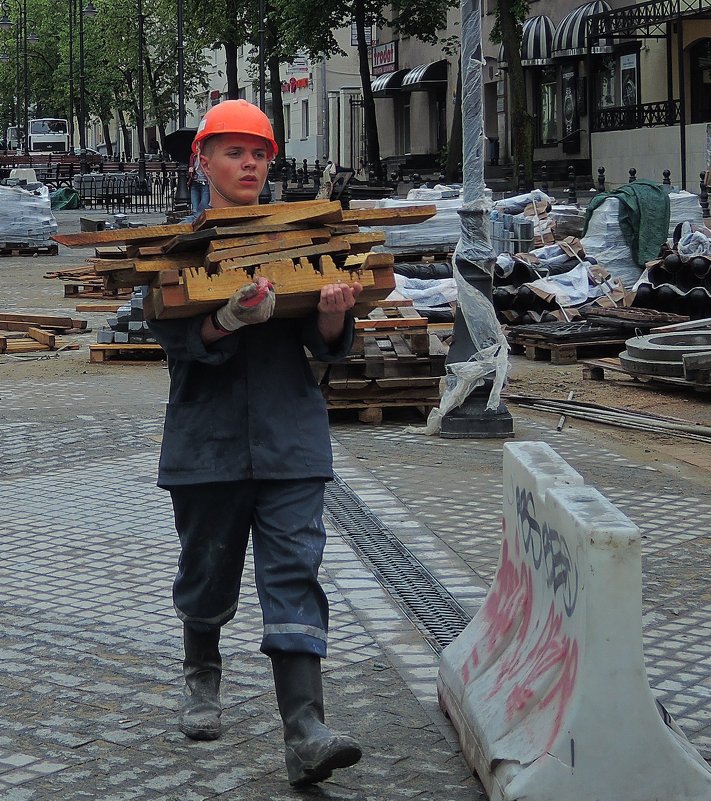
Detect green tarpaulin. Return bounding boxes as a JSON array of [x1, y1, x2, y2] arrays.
[[583, 179, 670, 266]]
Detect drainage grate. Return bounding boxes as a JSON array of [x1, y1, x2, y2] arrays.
[[324, 475, 473, 653]]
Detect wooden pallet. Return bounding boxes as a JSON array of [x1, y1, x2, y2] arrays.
[[64, 283, 131, 299], [581, 357, 711, 391], [509, 336, 626, 365], [0, 243, 58, 257], [327, 401, 436, 425], [89, 343, 165, 363]]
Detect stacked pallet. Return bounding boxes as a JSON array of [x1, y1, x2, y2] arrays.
[[0, 312, 87, 354], [44, 262, 132, 300], [52, 200, 437, 320], [312, 304, 447, 423]]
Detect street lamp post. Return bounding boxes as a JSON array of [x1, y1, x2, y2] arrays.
[[0, 0, 37, 154], [137, 0, 146, 182], [78, 1, 97, 174], [438, 0, 513, 438], [173, 0, 190, 209]]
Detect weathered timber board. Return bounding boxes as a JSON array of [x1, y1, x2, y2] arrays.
[[341, 205, 437, 227], [193, 200, 342, 231], [53, 224, 192, 248], [206, 232, 331, 268], [218, 239, 351, 271]]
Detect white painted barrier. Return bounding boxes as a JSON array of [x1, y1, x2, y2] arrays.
[[438, 441, 711, 801]]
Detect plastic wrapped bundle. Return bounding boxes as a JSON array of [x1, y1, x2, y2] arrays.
[[580, 196, 641, 289], [363, 197, 463, 253], [668, 191, 703, 239], [0, 184, 58, 246]]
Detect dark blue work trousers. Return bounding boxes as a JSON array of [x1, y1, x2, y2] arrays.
[[170, 479, 329, 657]]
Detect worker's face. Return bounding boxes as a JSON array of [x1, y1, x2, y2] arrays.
[[200, 133, 271, 207]]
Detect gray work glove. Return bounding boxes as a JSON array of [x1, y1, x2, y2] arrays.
[[214, 277, 275, 331]]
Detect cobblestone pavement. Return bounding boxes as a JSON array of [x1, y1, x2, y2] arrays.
[[0, 210, 709, 799]]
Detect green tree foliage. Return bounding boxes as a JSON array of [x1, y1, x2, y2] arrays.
[[275, 0, 456, 180], [0, 0, 210, 153]]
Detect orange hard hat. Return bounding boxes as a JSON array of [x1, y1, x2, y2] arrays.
[[192, 99, 278, 158]]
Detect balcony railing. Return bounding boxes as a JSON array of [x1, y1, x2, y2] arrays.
[[592, 100, 682, 132]]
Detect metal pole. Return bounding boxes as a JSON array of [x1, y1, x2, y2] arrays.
[[15, 11, 20, 137], [439, 0, 513, 438], [78, 0, 87, 173], [68, 0, 74, 149], [22, 0, 28, 154], [137, 0, 146, 181], [258, 0, 265, 111], [173, 0, 190, 208], [676, 16, 686, 191]]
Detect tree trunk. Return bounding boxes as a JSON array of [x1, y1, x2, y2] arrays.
[[446, 60, 463, 182], [268, 50, 285, 165], [224, 41, 239, 99], [115, 103, 132, 160], [101, 119, 113, 157], [499, 0, 534, 185], [354, 0, 382, 181]]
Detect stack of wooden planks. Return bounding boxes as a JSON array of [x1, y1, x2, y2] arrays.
[[0, 312, 87, 354], [311, 303, 448, 423], [52, 200, 437, 320], [43, 262, 132, 299]]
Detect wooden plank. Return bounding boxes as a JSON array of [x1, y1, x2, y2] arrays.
[[26, 327, 56, 348], [341, 232, 387, 252], [160, 221, 321, 253], [0, 312, 76, 328], [92, 254, 203, 274], [218, 238, 351, 271], [52, 224, 192, 248], [193, 200, 342, 230], [207, 227, 330, 253], [355, 317, 427, 331], [204, 231, 325, 268], [388, 333, 417, 361], [75, 303, 124, 313], [5, 340, 51, 353], [341, 205, 437, 227], [89, 343, 165, 363]]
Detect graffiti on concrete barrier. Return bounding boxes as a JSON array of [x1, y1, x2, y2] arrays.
[[516, 486, 579, 616], [460, 481, 581, 749]]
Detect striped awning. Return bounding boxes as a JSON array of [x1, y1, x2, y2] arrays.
[[371, 69, 408, 97], [401, 60, 448, 91], [552, 1, 614, 58], [521, 16, 555, 66], [497, 15, 556, 69]]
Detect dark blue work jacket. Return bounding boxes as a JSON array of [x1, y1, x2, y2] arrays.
[[148, 313, 353, 487]]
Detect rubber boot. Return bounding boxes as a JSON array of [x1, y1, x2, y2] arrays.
[[179, 625, 222, 741], [271, 653, 362, 786]]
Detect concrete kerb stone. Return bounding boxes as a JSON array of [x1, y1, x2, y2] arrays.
[[437, 440, 711, 801]]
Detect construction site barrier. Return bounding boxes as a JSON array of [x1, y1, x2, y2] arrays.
[[438, 440, 711, 801]]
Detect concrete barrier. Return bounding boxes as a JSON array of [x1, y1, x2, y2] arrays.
[[438, 441, 711, 801]]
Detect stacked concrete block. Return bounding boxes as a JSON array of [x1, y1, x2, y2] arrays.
[[96, 287, 158, 345]]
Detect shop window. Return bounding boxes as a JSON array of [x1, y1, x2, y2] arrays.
[[596, 57, 617, 109], [619, 53, 638, 107], [537, 67, 558, 146], [284, 105, 291, 141], [690, 39, 711, 124], [301, 99, 309, 139]]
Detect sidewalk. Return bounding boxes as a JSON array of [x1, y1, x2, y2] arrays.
[[0, 209, 709, 799]]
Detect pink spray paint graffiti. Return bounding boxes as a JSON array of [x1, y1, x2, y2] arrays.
[[461, 482, 581, 750]]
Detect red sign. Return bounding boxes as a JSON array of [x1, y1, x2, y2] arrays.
[[372, 41, 397, 76], [281, 76, 310, 93]]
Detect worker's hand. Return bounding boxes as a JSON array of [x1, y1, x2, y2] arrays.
[[317, 282, 362, 343], [215, 277, 275, 331], [317, 282, 363, 316]]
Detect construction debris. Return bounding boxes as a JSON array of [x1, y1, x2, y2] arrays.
[[0, 312, 88, 355], [51, 200, 436, 321]]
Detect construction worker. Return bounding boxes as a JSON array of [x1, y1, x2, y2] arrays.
[[147, 99, 363, 787]]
